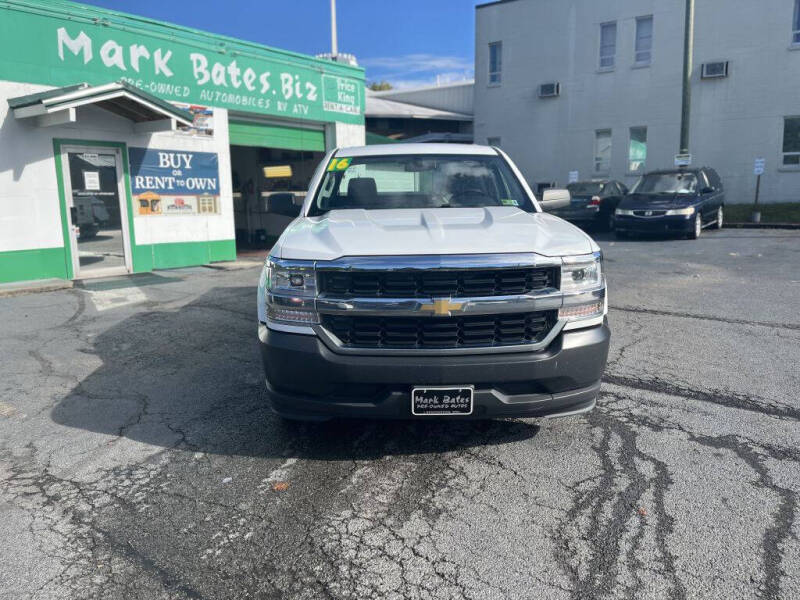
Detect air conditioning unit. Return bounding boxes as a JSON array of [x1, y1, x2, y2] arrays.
[[539, 82, 561, 98], [701, 61, 729, 79]]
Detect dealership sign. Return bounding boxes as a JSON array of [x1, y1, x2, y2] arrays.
[[0, 3, 364, 124], [129, 148, 220, 216]]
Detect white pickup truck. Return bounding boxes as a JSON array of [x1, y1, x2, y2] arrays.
[[257, 144, 609, 420]]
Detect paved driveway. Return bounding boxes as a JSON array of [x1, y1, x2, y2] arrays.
[[1, 229, 799, 599]]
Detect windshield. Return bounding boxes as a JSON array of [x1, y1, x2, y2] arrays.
[[567, 182, 604, 196], [308, 154, 534, 215], [632, 172, 698, 194]]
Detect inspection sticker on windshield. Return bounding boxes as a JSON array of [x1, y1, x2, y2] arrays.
[[326, 157, 352, 172], [501, 198, 519, 206]]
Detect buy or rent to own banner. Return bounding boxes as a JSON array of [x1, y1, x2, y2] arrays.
[[129, 148, 220, 216]]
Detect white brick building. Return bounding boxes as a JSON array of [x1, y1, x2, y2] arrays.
[[474, 0, 800, 203]]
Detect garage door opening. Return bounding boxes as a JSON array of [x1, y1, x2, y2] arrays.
[[228, 119, 325, 254]]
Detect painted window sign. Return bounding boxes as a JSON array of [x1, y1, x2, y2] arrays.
[[129, 148, 220, 216], [327, 157, 352, 172], [0, 3, 364, 124]]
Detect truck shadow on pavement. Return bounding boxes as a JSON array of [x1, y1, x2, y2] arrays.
[[50, 285, 539, 460]]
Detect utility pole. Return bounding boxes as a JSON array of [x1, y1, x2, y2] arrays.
[[330, 0, 338, 58], [679, 0, 695, 156]]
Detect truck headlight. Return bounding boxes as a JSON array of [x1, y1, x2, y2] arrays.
[[560, 252, 603, 293], [665, 207, 695, 216], [559, 252, 606, 325], [264, 257, 318, 324]]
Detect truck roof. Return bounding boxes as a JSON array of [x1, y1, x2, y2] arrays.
[[335, 143, 499, 157]]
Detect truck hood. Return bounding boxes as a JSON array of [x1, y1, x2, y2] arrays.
[[274, 207, 596, 261]]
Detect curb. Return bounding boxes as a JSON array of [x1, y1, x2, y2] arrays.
[[724, 222, 800, 230], [0, 279, 74, 298], [203, 260, 264, 271]]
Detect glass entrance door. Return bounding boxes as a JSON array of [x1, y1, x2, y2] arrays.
[[62, 147, 132, 277]]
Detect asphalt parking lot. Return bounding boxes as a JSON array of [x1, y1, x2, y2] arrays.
[[1, 228, 799, 600]]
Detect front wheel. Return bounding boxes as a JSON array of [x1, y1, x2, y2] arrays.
[[713, 206, 724, 229], [688, 213, 702, 240]]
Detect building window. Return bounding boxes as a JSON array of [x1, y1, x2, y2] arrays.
[[599, 22, 617, 69], [594, 130, 612, 173], [489, 42, 502, 85], [635, 16, 653, 65], [793, 0, 800, 44], [628, 127, 647, 172], [782, 117, 800, 166], [487, 137, 502, 147]]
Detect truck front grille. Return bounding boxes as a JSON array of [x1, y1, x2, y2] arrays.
[[318, 267, 558, 298], [322, 311, 558, 350]]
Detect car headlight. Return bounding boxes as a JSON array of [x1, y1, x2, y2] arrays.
[[665, 207, 695, 216], [559, 252, 606, 325], [615, 209, 634, 216], [264, 257, 318, 324]]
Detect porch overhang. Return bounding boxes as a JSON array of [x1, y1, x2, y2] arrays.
[[8, 81, 194, 131]]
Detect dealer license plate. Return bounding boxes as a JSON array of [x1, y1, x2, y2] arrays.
[[411, 386, 474, 416]]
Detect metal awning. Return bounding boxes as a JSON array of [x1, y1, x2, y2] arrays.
[[8, 81, 194, 131], [365, 94, 473, 121]]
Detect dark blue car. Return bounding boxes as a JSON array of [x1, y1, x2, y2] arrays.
[[548, 180, 628, 231], [614, 167, 725, 240]]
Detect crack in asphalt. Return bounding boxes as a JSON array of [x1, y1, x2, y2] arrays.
[[553, 405, 687, 600], [296, 424, 520, 599], [610, 305, 800, 332], [605, 321, 646, 370], [598, 391, 798, 600], [687, 434, 797, 600], [1, 445, 175, 599], [63, 288, 87, 326], [603, 373, 800, 421]]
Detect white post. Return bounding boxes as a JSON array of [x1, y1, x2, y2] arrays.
[[330, 0, 338, 57]]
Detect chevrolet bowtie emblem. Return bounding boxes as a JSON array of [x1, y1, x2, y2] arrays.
[[421, 298, 464, 317]]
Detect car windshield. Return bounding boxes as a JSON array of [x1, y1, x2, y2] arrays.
[[567, 182, 604, 196], [308, 154, 533, 215], [632, 172, 698, 195]]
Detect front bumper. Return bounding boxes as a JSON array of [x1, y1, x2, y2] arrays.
[[615, 214, 694, 234], [259, 320, 610, 420]]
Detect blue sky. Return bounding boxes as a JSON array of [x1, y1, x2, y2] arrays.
[[80, 0, 481, 89]]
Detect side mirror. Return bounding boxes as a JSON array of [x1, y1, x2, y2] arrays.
[[540, 188, 571, 210], [701, 186, 715, 194]]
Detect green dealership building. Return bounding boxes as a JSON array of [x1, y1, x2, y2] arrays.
[[0, 0, 365, 284]]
